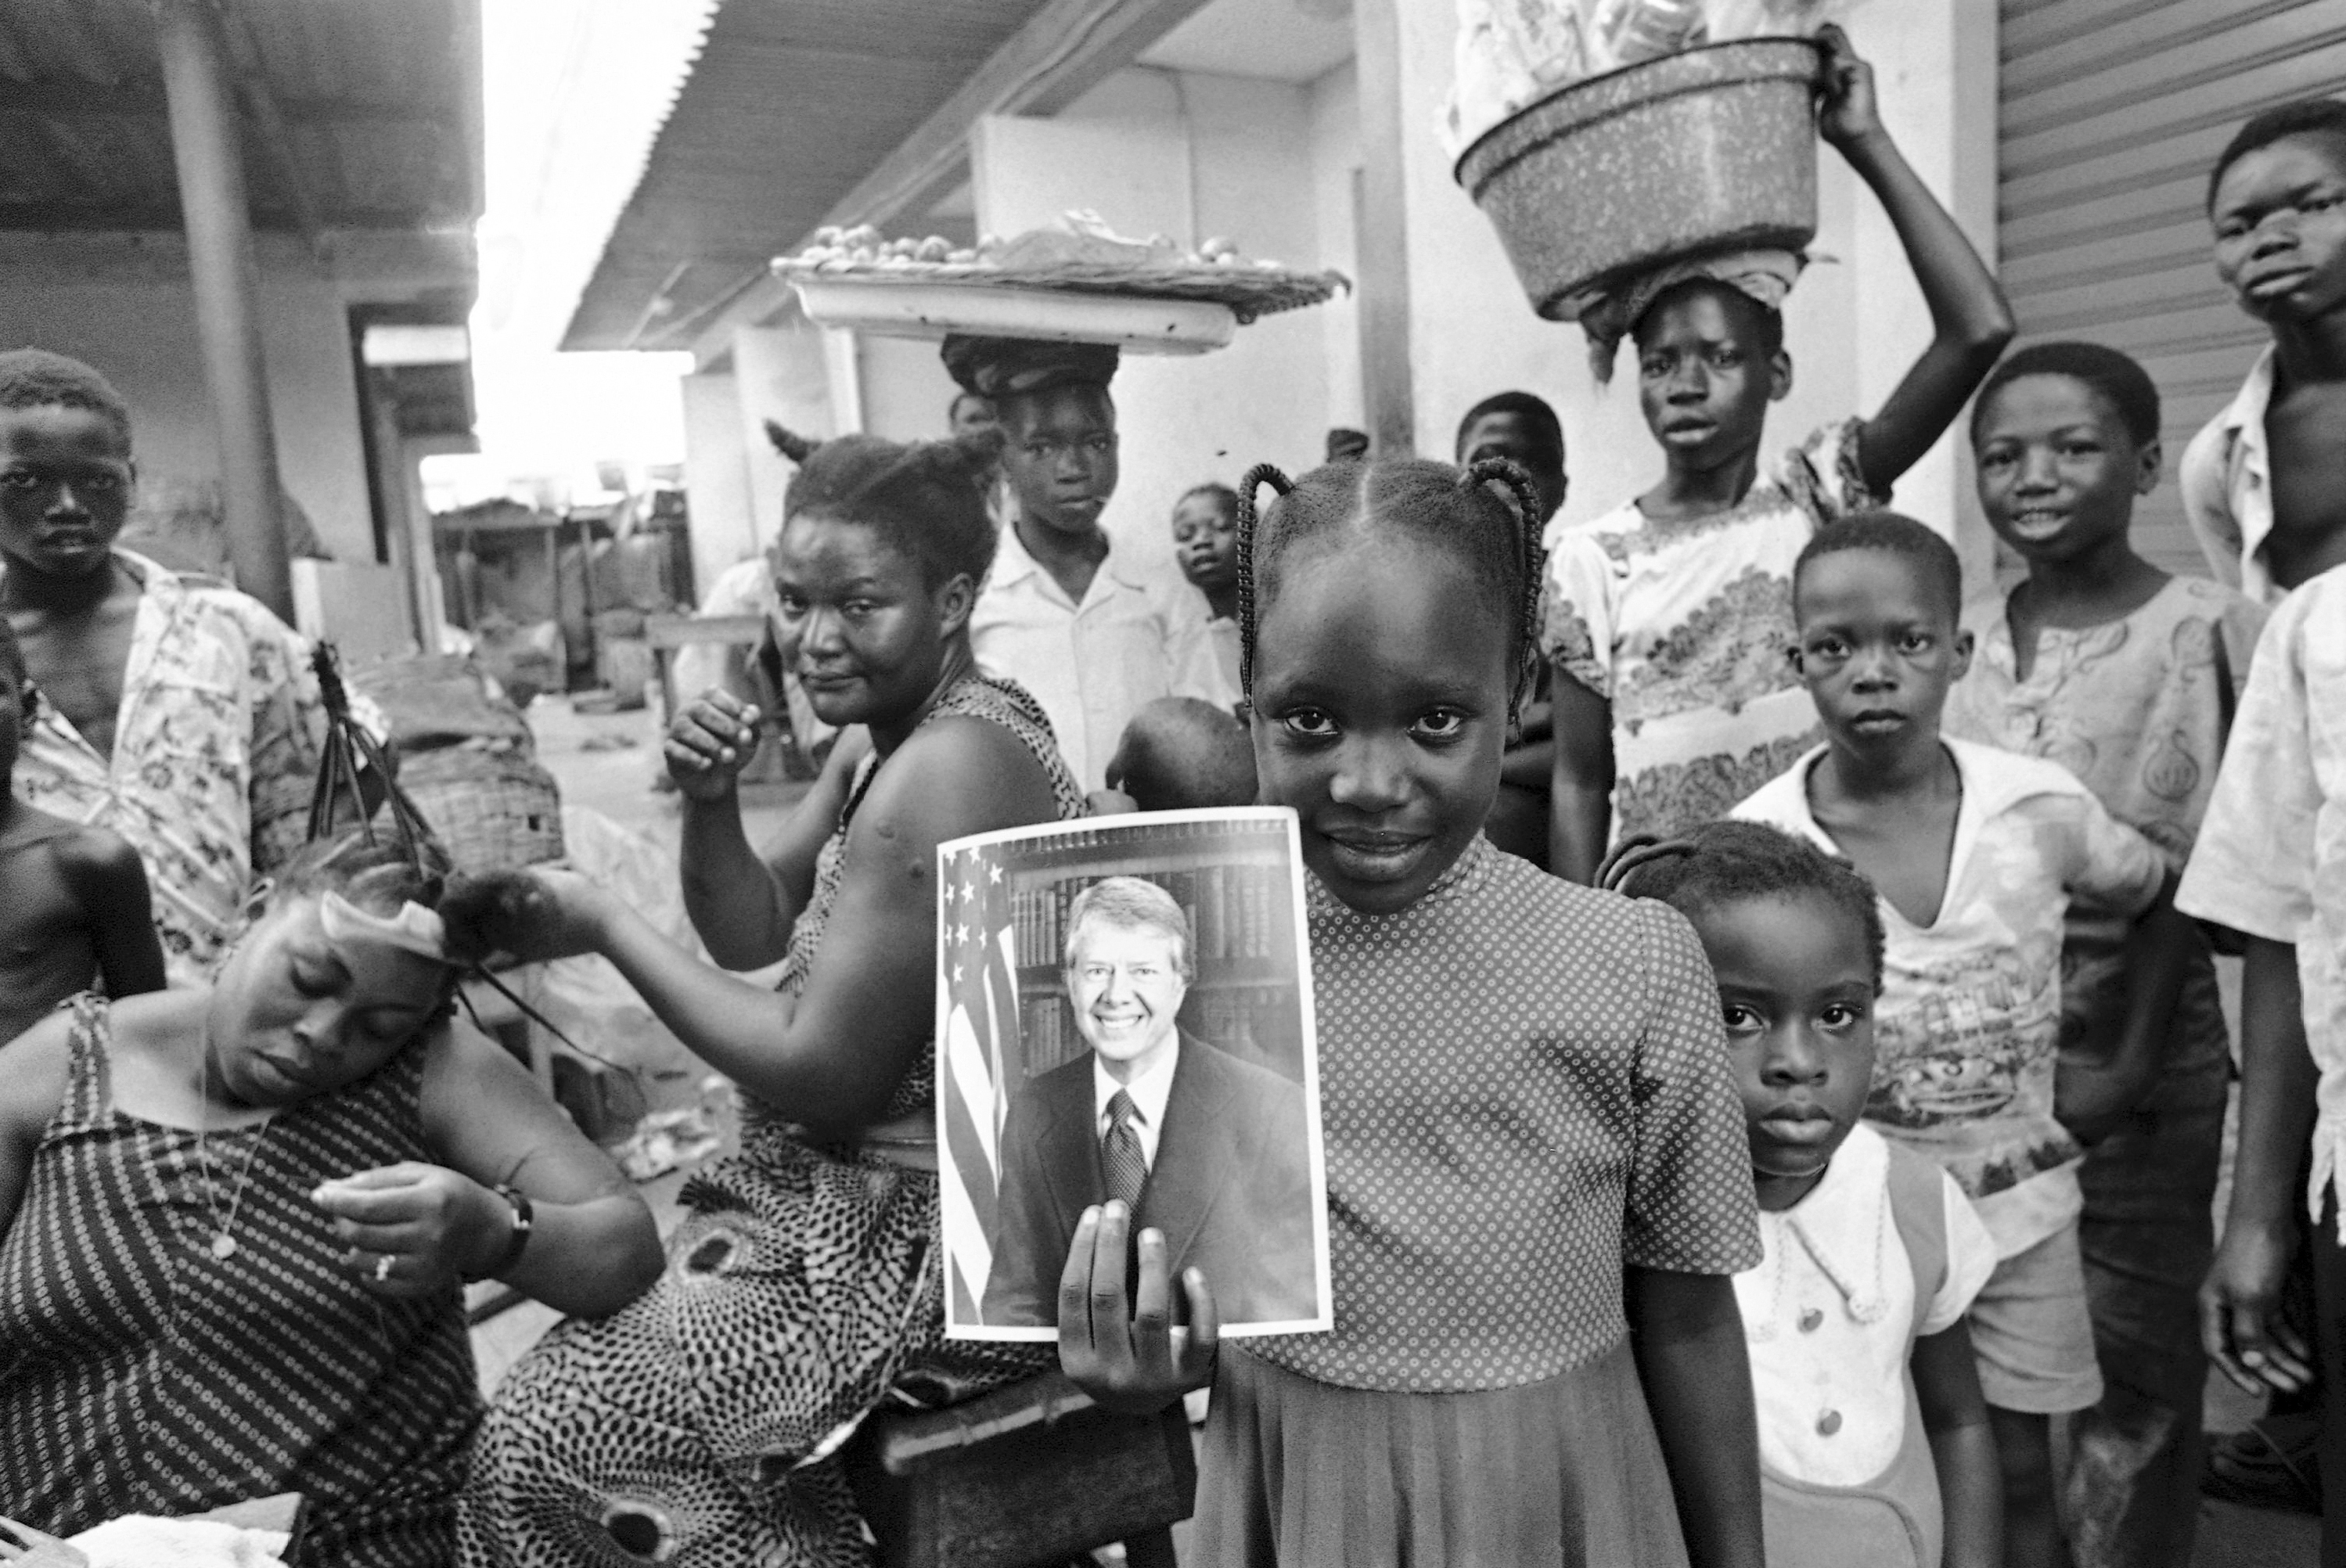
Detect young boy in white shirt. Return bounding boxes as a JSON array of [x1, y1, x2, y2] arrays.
[[945, 335, 1232, 793]]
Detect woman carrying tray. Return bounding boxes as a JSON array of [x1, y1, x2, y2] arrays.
[[1542, 25, 2013, 880], [946, 335, 1239, 794]]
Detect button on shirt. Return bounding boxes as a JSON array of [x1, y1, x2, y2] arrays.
[[970, 526, 1235, 790], [2176, 563, 2346, 1237], [1093, 1045, 1178, 1170], [2181, 347, 2282, 606], [1736, 1125, 1997, 1486]]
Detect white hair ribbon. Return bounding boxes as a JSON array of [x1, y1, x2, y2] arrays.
[[318, 890, 449, 963]]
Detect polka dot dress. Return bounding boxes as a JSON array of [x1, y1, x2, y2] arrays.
[[1250, 835, 1761, 1394]]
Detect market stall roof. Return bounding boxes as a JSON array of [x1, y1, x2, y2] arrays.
[[0, 0, 483, 239], [558, 0, 1222, 355]]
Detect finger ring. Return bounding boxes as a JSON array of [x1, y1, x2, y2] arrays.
[[374, 1254, 394, 1282]]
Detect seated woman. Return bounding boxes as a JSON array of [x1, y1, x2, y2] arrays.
[[458, 432, 1085, 1566], [0, 830, 663, 1566]]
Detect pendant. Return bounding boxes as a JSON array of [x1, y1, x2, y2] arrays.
[[1797, 1306, 1823, 1333], [210, 1232, 237, 1261], [1815, 1408, 1843, 1437]]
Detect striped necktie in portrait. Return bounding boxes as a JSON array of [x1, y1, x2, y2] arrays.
[[1102, 1089, 1148, 1212]]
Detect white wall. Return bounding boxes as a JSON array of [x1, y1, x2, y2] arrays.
[[680, 369, 756, 592], [971, 66, 1333, 588], [0, 230, 421, 564], [1385, 0, 1995, 555], [858, 331, 963, 442]]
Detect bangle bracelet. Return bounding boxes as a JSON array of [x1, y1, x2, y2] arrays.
[[471, 1185, 534, 1280]]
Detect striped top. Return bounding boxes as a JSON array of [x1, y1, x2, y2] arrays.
[[0, 995, 478, 1565]]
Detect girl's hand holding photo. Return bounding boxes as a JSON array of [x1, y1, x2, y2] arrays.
[[1057, 1199, 1219, 1415]]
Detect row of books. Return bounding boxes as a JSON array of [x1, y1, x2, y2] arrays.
[[1009, 862, 1287, 971]]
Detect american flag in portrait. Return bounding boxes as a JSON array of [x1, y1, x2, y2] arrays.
[[937, 843, 1020, 1321]]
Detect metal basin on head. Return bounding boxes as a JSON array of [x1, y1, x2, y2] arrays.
[[1455, 38, 1825, 322]]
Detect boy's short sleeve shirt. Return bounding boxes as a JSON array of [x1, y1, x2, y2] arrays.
[[1540, 419, 1881, 842], [14, 552, 361, 984], [2179, 347, 2280, 605], [2176, 563, 2346, 1232], [1733, 738, 2167, 1257]]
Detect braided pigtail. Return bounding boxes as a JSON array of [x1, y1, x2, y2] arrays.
[[1457, 455, 1546, 727], [1597, 833, 1697, 897], [1235, 462, 1294, 699]]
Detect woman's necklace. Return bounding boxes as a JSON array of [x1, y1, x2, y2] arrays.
[[192, 1025, 268, 1261]]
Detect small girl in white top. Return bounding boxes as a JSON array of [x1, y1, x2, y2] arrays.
[[1608, 820, 2002, 1568]]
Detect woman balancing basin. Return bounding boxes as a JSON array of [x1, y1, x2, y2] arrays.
[[778, 214, 1349, 794], [1447, 0, 1844, 376]]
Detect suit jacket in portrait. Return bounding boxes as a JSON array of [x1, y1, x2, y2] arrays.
[[979, 1030, 1318, 1329]]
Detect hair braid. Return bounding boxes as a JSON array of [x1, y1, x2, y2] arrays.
[[1458, 455, 1546, 727], [1235, 462, 1294, 699], [1597, 833, 1697, 895]]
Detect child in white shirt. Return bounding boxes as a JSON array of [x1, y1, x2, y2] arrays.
[[1609, 819, 2001, 1567]]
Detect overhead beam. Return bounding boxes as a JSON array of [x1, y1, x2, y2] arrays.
[[0, 83, 449, 127], [219, 3, 331, 266], [674, 0, 1215, 362]]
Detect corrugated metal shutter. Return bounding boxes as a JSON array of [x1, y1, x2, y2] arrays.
[[1998, 0, 2346, 575]]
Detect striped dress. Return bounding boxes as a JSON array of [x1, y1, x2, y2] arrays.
[[0, 994, 478, 1565]]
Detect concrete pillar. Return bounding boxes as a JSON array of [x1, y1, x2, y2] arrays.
[[154, 0, 292, 620], [730, 322, 834, 546]]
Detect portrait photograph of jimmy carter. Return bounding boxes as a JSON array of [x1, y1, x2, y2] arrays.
[[936, 809, 1327, 1340]]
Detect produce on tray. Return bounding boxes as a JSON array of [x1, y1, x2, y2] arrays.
[[774, 210, 1346, 325]]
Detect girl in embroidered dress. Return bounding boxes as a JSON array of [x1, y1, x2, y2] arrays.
[[456, 433, 1085, 1567], [1607, 820, 2002, 1568], [1060, 455, 1765, 1567], [1543, 27, 2015, 879]]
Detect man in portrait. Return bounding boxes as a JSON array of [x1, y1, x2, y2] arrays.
[[980, 876, 1318, 1329]]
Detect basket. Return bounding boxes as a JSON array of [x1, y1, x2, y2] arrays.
[[1455, 38, 1822, 321], [383, 746, 565, 876]]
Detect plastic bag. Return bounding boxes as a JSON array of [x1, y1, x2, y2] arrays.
[[1446, 0, 1848, 153]]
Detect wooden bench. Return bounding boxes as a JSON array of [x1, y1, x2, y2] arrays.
[[844, 1373, 1191, 1568]]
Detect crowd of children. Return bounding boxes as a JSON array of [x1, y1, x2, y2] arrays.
[[6, 37, 2346, 1568]]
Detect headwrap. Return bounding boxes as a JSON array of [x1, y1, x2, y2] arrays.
[[940, 335, 1120, 401], [319, 890, 449, 963], [1573, 246, 1807, 382]]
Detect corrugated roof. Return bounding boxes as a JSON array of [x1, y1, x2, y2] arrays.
[[560, 0, 1052, 352], [0, 0, 482, 233]]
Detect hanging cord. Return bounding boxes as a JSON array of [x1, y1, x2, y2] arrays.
[[307, 642, 625, 1074]]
